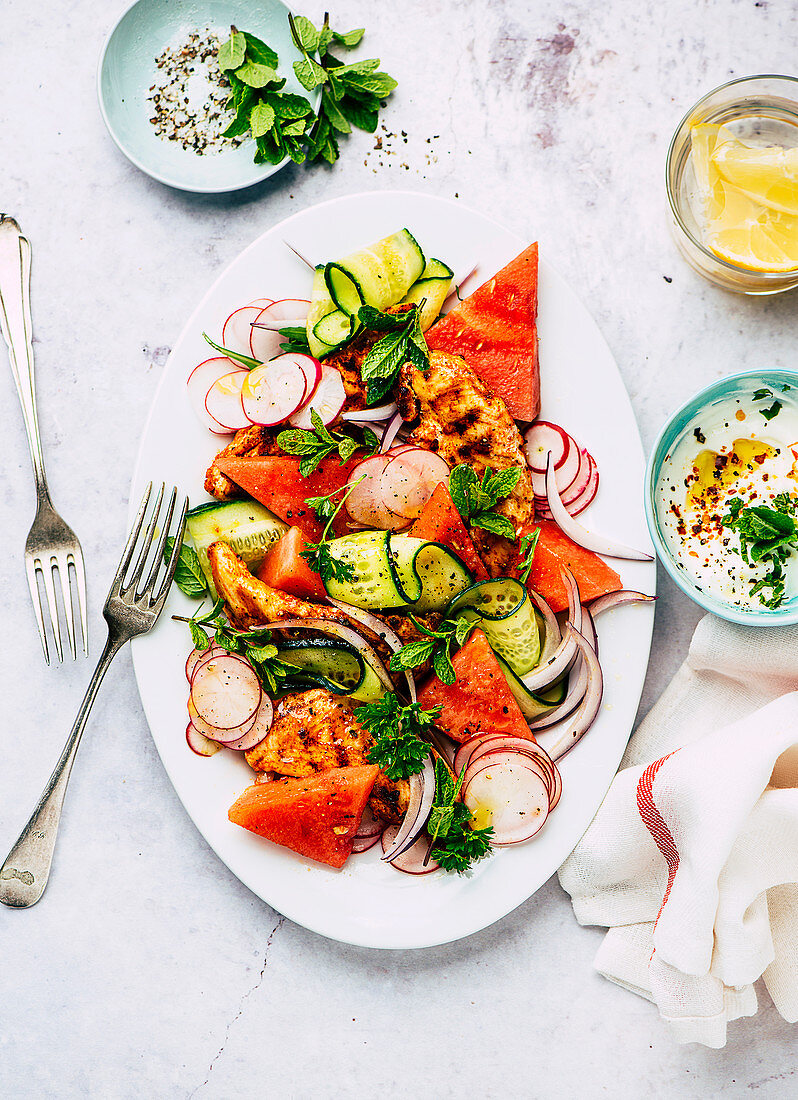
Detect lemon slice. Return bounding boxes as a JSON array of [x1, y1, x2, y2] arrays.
[[689, 123, 798, 272], [713, 135, 798, 215]]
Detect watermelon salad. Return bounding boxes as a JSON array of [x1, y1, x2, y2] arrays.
[[177, 228, 654, 875]]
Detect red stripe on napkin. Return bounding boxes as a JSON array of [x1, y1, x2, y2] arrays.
[[636, 752, 680, 923]]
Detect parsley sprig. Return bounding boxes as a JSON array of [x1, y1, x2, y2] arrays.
[[428, 758, 493, 874], [277, 409, 378, 476], [300, 476, 366, 585], [722, 494, 798, 608], [358, 304, 430, 403], [448, 465, 522, 541], [354, 692, 440, 781], [389, 614, 476, 685], [289, 14, 397, 165]]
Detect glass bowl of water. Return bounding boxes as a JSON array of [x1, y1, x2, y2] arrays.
[[666, 75, 798, 294]]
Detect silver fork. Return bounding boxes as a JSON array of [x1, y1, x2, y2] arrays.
[[0, 214, 88, 663], [0, 482, 188, 908]]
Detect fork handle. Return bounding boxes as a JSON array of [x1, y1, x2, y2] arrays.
[[0, 214, 49, 501], [0, 633, 124, 907]]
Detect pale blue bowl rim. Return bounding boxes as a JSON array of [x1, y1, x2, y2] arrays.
[[96, 0, 304, 193], [645, 368, 798, 626]]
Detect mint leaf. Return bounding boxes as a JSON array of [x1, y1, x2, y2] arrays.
[[471, 511, 517, 539], [761, 400, 783, 421], [218, 31, 246, 71], [235, 60, 278, 88], [249, 100, 275, 137], [294, 56, 327, 90], [242, 32, 278, 68], [164, 537, 207, 599], [333, 28, 366, 47], [292, 15, 320, 53]]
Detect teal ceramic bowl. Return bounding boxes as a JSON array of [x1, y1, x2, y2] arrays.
[[98, 0, 315, 192], [645, 368, 798, 626]]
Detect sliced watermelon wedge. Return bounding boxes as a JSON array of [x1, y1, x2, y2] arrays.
[[417, 629, 532, 744], [409, 483, 488, 580], [228, 764, 380, 868], [426, 243, 539, 421]]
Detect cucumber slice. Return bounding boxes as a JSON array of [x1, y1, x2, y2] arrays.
[[325, 228, 426, 315], [313, 309, 355, 348], [187, 500, 288, 596], [322, 532, 471, 611], [306, 265, 337, 360], [401, 258, 454, 330], [323, 531, 409, 609], [275, 637, 384, 703], [494, 655, 555, 720], [390, 536, 472, 612], [447, 578, 541, 675]]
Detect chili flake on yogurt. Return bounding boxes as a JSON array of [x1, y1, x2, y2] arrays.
[[657, 386, 798, 609]]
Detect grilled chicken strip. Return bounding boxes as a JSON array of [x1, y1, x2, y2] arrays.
[[245, 687, 409, 823], [205, 425, 282, 501], [395, 350, 535, 575]]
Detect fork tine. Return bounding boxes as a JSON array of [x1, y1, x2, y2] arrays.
[[71, 551, 89, 656], [152, 497, 189, 607], [126, 483, 164, 596], [54, 557, 76, 660], [140, 486, 177, 596], [111, 482, 152, 594], [24, 557, 50, 665], [39, 557, 64, 663]]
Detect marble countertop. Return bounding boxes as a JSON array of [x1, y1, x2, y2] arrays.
[[3, 0, 798, 1094]]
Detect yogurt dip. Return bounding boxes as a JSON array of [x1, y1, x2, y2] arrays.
[[656, 384, 798, 610]]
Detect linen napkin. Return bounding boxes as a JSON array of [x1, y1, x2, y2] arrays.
[[558, 613, 798, 1048]]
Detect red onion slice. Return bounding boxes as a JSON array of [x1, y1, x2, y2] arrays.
[[527, 608, 596, 731], [589, 590, 656, 617], [381, 756, 435, 862], [537, 627, 604, 762], [529, 589, 561, 666], [340, 402, 397, 423], [545, 453, 653, 561], [520, 622, 579, 693], [381, 826, 439, 873], [380, 411, 405, 453], [325, 599, 417, 702]]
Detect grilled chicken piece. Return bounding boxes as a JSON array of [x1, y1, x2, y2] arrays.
[[245, 688, 409, 823], [395, 350, 535, 576], [209, 541, 354, 631], [205, 425, 282, 501]]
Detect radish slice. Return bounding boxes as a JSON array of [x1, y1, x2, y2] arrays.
[[248, 297, 274, 309], [352, 832, 382, 854], [224, 696, 274, 751], [205, 370, 251, 432], [252, 298, 310, 329], [463, 758, 550, 844], [186, 647, 207, 683], [186, 722, 222, 757], [389, 446, 450, 485], [187, 697, 258, 743], [294, 355, 322, 406], [242, 357, 308, 426], [380, 456, 431, 520], [187, 358, 247, 433], [355, 805, 382, 839], [189, 644, 228, 684], [381, 826, 439, 874], [190, 654, 262, 730], [544, 453, 653, 561], [525, 422, 571, 472], [340, 402, 397, 423], [288, 365, 346, 429], [346, 455, 410, 530], [569, 453, 600, 516], [249, 321, 283, 362], [222, 306, 265, 357]]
